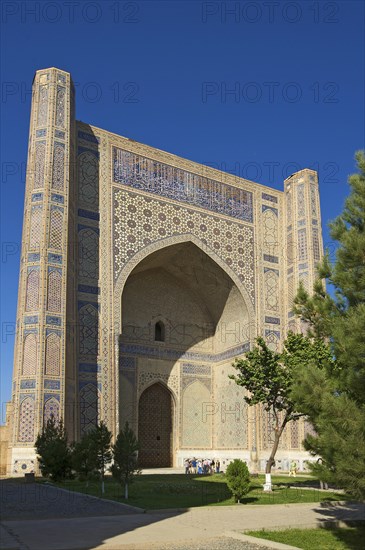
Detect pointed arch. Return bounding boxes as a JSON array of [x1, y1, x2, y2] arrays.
[[138, 382, 174, 467], [114, 233, 255, 338], [44, 397, 60, 425]]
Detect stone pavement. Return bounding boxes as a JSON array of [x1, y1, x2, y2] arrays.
[[1, 480, 364, 550]]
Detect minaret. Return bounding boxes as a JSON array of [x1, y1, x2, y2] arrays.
[[284, 169, 324, 333], [9, 68, 76, 474]]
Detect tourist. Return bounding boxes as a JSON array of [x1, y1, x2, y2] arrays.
[[197, 460, 202, 474], [184, 459, 190, 474], [216, 459, 220, 473], [289, 460, 297, 477], [191, 457, 197, 474]]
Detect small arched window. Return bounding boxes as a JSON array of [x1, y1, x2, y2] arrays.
[[154, 321, 165, 342]]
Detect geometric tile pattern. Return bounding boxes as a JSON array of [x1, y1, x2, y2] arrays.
[[78, 151, 99, 208], [18, 396, 35, 442], [51, 143, 65, 190], [29, 205, 43, 248], [22, 333, 37, 376], [44, 396, 60, 424], [47, 269, 62, 312], [49, 207, 63, 249], [79, 382, 99, 435], [45, 333, 60, 376], [34, 141, 46, 189], [78, 229, 99, 280], [113, 189, 255, 304], [37, 84, 48, 127], [25, 269, 39, 311]]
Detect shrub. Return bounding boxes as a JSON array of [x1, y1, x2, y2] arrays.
[[225, 459, 250, 503]]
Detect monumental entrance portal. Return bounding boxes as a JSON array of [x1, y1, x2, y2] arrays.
[[3, 68, 323, 475]]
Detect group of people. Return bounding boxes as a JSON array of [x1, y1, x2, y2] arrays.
[[184, 457, 221, 475]]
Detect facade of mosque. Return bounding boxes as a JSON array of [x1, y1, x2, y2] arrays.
[[2, 68, 323, 475]]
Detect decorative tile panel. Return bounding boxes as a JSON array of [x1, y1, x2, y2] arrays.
[[37, 85, 48, 127], [22, 333, 37, 376], [34, 141, 46, 189], [45, 333, 60, 376], [113, 189, 255, 304], [18, 396, 35, 442], [52, 142, 65, 190], [113, 148, 254, 222]]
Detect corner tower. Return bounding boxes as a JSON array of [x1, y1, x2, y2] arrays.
[[9, 68, 76, 473], [284, 169, 323, 331]]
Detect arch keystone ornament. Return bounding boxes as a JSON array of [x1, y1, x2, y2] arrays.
[[4, 68, 323, 475]]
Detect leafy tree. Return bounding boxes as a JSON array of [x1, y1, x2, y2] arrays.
[[89, 421, 112, 494], [35, 416, 72, 481], [293, 151, 365, 499], [71, 432, 97, 486], [231, 333, 332, 491], [225, 459, 250, 503], [110, 422, 141, 499]]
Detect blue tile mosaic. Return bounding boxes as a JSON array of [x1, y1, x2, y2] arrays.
[[263, 254, 279, 264], [48, 253, 62, 264], [78, 209, 100, 221], [28, 253, 40, 262], [36, 129, 47, 138], [46, 316, 61, 326], [44, 380, 61, 390], [24, 315, 38, 324], [113, 148, 254, 223], [20, 380, 36, 389], [51, 193, 64, 204], [55, 130, 65, 139], [262, 192, 278, 203], [31, 193, 43, 202], [265, 316, 280, 325], [77, 300, 99, 311]]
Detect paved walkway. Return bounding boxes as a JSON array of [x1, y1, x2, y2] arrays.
[[1, 480, 364, 550]]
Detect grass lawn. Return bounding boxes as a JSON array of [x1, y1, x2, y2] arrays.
[[246, 525, 365, 550], [46, 474, 349, 510]]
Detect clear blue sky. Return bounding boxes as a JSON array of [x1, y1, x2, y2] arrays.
[[1, 1, 364, 421]]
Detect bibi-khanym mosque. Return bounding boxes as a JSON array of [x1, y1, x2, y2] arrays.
[[0, 68, 323, 475]]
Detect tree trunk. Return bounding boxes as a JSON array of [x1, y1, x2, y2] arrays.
[[263, 417, 288, 492], [125, 481, 128, 500]]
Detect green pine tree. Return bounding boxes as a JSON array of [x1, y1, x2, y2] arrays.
[[89, 421, 112, 495], [35, 416, 71, 481], [111, 422, 140, 499], [293, 150, 365, 498], [71, 432, 97, 486]]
